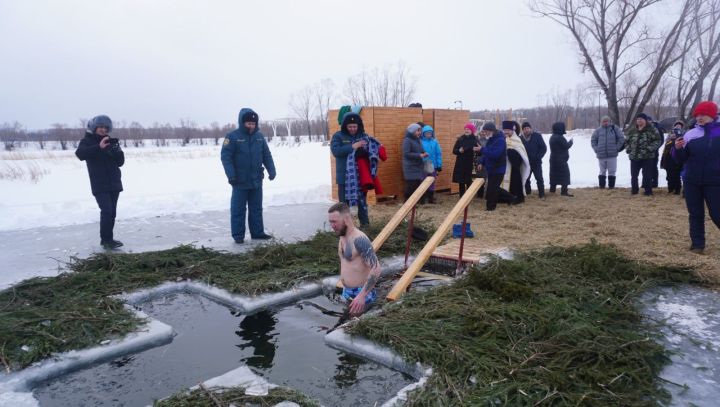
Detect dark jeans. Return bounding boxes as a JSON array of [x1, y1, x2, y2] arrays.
[[94, 191, 120, 243], [338, 184, 369, 225], [684, 183, 720, 249], [630, 159, 655, 194], [231, 186, 265, 239], [525, 161, 544, 195], [485, 174, 506, 211]]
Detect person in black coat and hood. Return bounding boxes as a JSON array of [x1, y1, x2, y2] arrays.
[[549, 122, 574, 197], [75, 115, 125, 249], [452, 123, 481, 198]]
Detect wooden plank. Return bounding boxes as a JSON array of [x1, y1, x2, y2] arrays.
[[336, 175, 436, 289], [387, 178, 485, 301]]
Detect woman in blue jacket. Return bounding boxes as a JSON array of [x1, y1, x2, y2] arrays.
[[420, 125, 442, 204]]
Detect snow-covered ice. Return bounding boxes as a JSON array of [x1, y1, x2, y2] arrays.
[[0, 141, 331, 231]]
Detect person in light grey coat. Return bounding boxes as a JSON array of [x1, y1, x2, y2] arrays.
[[591, 116, 625, 189], [402, 123, 428, 200]]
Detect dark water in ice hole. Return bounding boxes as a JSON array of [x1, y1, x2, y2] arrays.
[[33, 293, 414, 406]]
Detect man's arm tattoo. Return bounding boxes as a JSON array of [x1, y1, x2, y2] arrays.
[[363, 274, 378, 293], [354, 236, 379, 270]]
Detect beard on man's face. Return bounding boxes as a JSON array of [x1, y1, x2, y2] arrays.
[[335, 224, 347, 236]]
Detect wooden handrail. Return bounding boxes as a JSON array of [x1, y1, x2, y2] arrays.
[[386, 177, 484, 301], [336, 176, 435, 288]]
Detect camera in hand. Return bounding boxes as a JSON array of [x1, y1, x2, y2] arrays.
[[108, 137, 120, 145]]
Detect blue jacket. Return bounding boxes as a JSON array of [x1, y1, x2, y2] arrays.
[[591, 125, 625, 159], [479, 131, 507, 176], [221, 108, 276, 190], [672, 120, 720, 185], [75, 132, 124, 195], [331, 113, 365, 184], [520, 131, 547, 164], [420, 126, 442, 170]]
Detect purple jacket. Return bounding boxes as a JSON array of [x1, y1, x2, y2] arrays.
[[672, 120, 720, 185]]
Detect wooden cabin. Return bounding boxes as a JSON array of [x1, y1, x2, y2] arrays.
[[329, 107, 470, 204]]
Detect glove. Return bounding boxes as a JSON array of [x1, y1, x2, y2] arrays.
[[269, 174, 276, 181], [228, 178, 238, 186], [436, 167, 442, 173]]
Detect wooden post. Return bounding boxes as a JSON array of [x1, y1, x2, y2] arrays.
[[386, 178, 484, 301]]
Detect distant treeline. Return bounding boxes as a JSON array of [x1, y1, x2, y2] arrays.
[[0, 119, 330, 151]]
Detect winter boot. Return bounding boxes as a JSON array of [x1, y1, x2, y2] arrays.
[[428, 191, 437, 204], [598, 175, 606, 189], [608, 176, 616, 189], [538, 185, 545, 199], [560, 185, 574, 197], [525, 180, 532, 196], [549, 185, 556, 193]]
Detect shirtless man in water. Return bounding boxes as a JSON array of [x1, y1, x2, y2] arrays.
[[328, 202, 381, 316]]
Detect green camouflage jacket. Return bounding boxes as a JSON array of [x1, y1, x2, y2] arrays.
[[625, 125, 662, 161]]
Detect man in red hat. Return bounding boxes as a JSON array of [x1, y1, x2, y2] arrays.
[[672, 101, 720, 254]]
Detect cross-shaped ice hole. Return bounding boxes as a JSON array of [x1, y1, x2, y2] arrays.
[[32, 292, 414, 406]]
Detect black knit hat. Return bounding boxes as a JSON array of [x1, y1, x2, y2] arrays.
[[635, 113, 651, 122], [481, 122, 497, 132], [521, 121, 531, 129], [241, 111, 258, 124], [501, 120, 515, 131]]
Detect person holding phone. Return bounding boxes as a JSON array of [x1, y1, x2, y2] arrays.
[[672, 101, 720, 254], [660, 120, 685, 195], [75, 115, 125, 250]]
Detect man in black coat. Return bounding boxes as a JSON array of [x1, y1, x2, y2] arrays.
[[520, 122, 547, 198], [549, 122, 574, 197], [75, 115, 125, 249]]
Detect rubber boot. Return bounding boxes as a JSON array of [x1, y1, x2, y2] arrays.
[[598, 175, 606, 189], [608, 176, 616, 189], [560, 185, 574, 197]]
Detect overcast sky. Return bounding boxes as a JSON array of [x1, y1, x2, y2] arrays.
[[0, 0, 588, 129]]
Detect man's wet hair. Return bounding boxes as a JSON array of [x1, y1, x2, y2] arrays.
[[328, 202, 350, 215]]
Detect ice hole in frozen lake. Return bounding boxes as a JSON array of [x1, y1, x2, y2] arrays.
[[32, 292, 414, 406]]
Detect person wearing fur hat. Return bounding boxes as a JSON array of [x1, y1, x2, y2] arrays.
[[549, 122, 574, 196], [660, 120, 685, 195], [500, 120, 530, 204], [671, 101, 720, 254], [420, 125, 442, 204], [591, 116, 625, 189], [75, 115, 125, 250], [452, 123, 481, 198], [402, 123, 429, 200], [520, 121, 547, 198], [625, 113, 663, 195], [221, 108, 276, 244]]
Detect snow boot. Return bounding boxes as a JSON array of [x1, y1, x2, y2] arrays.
[[538, 185, 545, 199], [608, 176, 616, 189], [560, 185, 574, 197], [102, 240, 124, 250], [428, 191, 437, 204], [598, 175, 606, 189]]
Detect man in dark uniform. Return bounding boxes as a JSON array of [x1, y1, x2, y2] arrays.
[[221, 108, 276, 244], [75, 115, 125, 250]]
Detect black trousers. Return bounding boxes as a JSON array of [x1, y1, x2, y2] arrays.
[[457, 181, 472, 197], [525, 161, 544, 194], [666, 167, 682, 194], [630, 159, 655, 194], [485, 174, 505, 210], [94, 191, 120, 243], [405, 179, 423, 200]]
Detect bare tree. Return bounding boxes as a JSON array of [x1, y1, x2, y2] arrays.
[[531, 0, 696, 127], [178, 118, 197, 146], [0, 121, 24, 151], [343, 61, 417, 107], [290, 86, 315, 140], [314, 78, 335, 140], [673, 0, 720, 120]]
